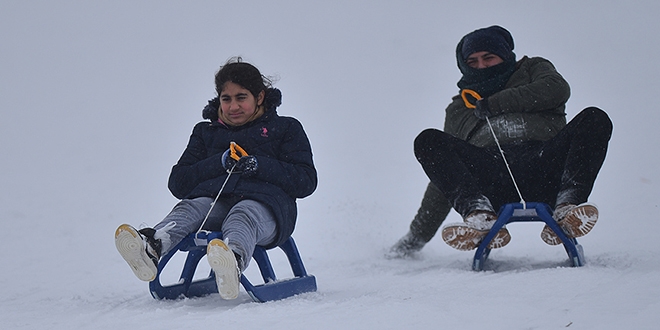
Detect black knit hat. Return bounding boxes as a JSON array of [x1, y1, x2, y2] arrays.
[[459, 25, 514, 62]]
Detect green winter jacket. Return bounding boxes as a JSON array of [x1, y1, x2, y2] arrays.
[[443, 56, 570, 147]]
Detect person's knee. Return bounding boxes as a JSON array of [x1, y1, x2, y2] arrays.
[[582, 107, 613, 138], [414, 129, 444, 158], [415, 128, 437, 146]]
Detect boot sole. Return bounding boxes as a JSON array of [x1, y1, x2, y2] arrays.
[[207, 239, 240, 300], [541, 204, 598, 245], [441, 224, 511, 251], [115, 224, 157, 281]]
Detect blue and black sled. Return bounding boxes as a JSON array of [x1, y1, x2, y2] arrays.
[[472, 202, 586, 271], [149, 231, 317, 302]]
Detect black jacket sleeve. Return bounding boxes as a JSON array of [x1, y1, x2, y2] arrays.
[[253, 119, 317, 199], [168, 122, 229, 199]]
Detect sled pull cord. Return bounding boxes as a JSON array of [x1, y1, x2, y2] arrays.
[[196, 165, 238, 236], [197, 142, 250, 236], [461, 89, 526, 208], [196, 142, 250, 235]]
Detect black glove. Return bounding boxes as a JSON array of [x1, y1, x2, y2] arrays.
[[473, 98, 491, 120], [235, 155, 258, 177]]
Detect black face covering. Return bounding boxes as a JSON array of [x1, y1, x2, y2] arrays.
[[456, 55, 517, 98], [455, 25, 516, 98]]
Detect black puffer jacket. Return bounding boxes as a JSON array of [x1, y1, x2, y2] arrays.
[[168, 95, 317, 248]]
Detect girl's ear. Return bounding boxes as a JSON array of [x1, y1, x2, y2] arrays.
[[257, 90, 265, 106]]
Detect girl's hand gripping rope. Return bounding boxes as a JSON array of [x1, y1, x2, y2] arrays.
[[221, 142, 258, 177]]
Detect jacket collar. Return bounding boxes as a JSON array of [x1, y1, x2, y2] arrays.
[[209, 108, 276, 129]]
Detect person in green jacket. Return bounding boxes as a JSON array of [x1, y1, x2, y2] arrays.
[[388, 25, 612, 256]]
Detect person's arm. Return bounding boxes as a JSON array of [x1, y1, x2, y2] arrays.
[[252, 119, 317, 199], [168, 123, 229, 199], [488, 57, 570, 115]]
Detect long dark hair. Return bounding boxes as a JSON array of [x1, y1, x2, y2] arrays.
[[215, 57, 271, 100]]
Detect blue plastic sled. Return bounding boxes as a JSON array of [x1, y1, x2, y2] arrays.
[[472, 202, 586, 271], [149, 231, 317, 302]]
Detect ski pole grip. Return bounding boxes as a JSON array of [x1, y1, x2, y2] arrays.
[[461, 89, 482, 109]]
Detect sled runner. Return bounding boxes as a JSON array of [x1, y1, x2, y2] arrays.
[[149, 231, 317, 302], [472, 202, 585, 271]]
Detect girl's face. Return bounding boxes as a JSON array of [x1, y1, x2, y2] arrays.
[[218, 82, 264, 126]]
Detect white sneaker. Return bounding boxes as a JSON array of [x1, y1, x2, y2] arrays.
[[541, 203, 599, 245], [207, 239, 241, 300], [441, 211, 510, 251], [115, 224, 161, 281]]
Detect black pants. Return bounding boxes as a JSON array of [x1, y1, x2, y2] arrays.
[[414, 107, 613, 218], [409, 182, 452, 242]]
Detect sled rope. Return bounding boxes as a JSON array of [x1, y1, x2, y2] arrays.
[[196, 163, 237, 235], [461, 89, 526, 208]]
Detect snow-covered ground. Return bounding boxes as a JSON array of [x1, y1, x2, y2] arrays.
[[2, 1, 659, 329]]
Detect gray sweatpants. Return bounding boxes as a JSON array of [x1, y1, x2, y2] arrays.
[[153, 197, 277, 271]]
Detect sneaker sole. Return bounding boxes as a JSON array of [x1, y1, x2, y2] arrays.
[[441, 224, 511, 251], [115, 224, 157, 281], [541, 204, 598, 245], [207, 239, 240, 300], [540, 226, 563, 245]]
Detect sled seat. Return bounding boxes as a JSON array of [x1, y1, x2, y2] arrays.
[[472, 202, 585, 271], [149, 231, 317, 302]]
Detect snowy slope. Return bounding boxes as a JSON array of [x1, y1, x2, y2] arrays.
[[1, 1, 660, 329]]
